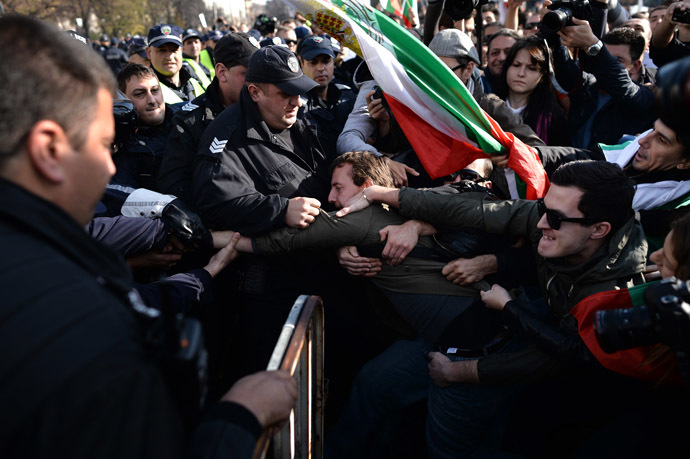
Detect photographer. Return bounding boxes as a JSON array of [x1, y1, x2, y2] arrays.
[[549, 10, 655, 148], [650, 1, 690, 68], [102, 64, 175, 217]]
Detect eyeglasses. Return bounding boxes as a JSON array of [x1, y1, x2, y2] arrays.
[[525, 22, 541, 30], [450, 63, 467, 72], [537, 198, 601, 230], [285, 39, 297, 45]]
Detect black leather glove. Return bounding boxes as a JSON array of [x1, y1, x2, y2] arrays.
[[161, 199, 212, 249]]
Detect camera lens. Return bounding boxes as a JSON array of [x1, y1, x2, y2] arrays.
[[593, 306, 656, 353], [542, 8, 572, 34]]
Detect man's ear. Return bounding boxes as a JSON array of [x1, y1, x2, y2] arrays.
[[215, 63, 228, 82], [631, 59, 642, 75], [247, 83, 261, 102], [145, 46, 153, 60], [25, 120, 70, 184], [676, 157, 690, 170], [590, 221, 611, 240], [363, 178, 374, 188]]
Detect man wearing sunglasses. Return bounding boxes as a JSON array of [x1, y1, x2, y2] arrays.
[[277, 26, 298, 53], [336, 159, 647, 456]]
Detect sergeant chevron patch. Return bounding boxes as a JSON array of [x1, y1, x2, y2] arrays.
[[181, 102, 199, 112], [209, 137, 227, 154]]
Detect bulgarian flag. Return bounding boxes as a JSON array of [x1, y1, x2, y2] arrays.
[[284, 0, 548, 199], [571, 283, 682, 384], [378, 0, 419, 28]]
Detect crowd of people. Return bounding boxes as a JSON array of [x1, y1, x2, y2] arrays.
[[3, 0, 690, 457]]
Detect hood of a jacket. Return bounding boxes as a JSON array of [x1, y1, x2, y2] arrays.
[[543, 217, 648, 317]]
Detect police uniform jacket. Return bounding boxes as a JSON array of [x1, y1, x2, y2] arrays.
[[158, 78, 227, 204], [0, 178, 263, 458], [192, 86, 335, 235]]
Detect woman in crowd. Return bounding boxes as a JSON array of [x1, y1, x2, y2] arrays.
[[495, 36, 570, 146]]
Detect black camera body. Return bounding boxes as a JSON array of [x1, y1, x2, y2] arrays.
[[255, 13, 277, 36], [542, 0, 594, 34], [128, 289, 208, 430], [372, 85, 391, 112], [672, 7, 690, 25], [593, 277, 690, 354], [113, 94, 138, 153]]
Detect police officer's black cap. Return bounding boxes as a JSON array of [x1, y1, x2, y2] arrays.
[[297, 35, 336, 60], [245, 46, 317, 96], [147, 24, 183, 48], [127, 37, 148, 58], [207, 30, 223, 42], [214, 32, 260, 68], [183, 28, 202, 43]]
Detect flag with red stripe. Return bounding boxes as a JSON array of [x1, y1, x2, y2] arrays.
[[286, 0, 549, 199]]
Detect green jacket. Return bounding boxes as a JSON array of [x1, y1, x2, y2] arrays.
[[254, 204, 479, 298], [397, 187, 648, 383], [253, 204, 485, 341]]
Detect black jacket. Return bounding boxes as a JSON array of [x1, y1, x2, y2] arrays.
[[552, 40, 655, 149], [192, 86, 336, 235], [158, 78, 227, 204], [0, 178, 261, 458], [299, 82, 356, 156], [102, 45, 129, 76]]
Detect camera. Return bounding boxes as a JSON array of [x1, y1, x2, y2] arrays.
[[443, 0, 491, 21], [672, 7, 690, 25], [254, 13, 277, 36], [541, 0, 594, 34], [593, 277, 690, 354], [113, 92, 137, 153], [128, 288, 208, 430]]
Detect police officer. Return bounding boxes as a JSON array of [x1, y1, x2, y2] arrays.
[[182, 28, 212, 89], [297, 35, 356, 155], [191, 45, 342, 376], [146, 24, 205, 104], [158, 32, 260, 203], [127, 36, 150, 67], [99, 32, 129, 76], [200, 30, 224, 78]]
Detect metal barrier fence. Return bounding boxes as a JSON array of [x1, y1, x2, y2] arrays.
[[253, 295, 325, 459]]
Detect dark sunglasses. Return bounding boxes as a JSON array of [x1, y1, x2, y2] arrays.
[[285, 39, 297, 45], [525, 22, 541, 30], [537, 198, 601, 230], [451, 63, 467, 72], [458, 169, 487, 182]]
